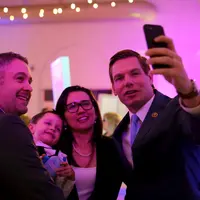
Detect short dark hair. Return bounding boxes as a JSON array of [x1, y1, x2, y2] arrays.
[[30, 110, 62, 125], [0, 52, 28, 69], [109, 49, 151, 83]]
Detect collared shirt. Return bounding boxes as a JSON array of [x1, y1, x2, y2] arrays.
[[179, 98, 200, 115], [35, 141, 67, 161], [122, 95, 200, 167], [122, 95, 155, 167]]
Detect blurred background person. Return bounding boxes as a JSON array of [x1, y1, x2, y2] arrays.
[[103, 112, 122, 137]]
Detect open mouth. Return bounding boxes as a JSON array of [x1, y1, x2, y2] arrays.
[[125, 90, 137, 96], [17, 93, 30, 103], [17, 96, 28, 101], [45, 132, 55, 139], [77, 116, 89, 122]]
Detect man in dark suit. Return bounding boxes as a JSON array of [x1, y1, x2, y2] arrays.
[[109, 36, 200, 200], [0, 52, 65, 200]]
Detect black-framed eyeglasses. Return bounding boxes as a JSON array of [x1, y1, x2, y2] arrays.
[[65, 100, 93, 113]]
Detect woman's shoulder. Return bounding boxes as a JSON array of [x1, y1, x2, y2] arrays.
[[98, 135, 120, 150], [97, 136, 124, 169], [100, 135, 114, 143]]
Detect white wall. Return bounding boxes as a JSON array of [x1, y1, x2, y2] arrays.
[[0, 0, 200, 116]]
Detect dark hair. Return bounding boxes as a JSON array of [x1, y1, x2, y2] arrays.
[[30, 110, 63, 125], [109, 49, 151, 83], [0, 52, 28, 69], [55, 85, 103, 165]]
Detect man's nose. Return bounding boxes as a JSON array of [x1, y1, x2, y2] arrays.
[[24, 82, 33, 92], [124, 75, 134, 87]]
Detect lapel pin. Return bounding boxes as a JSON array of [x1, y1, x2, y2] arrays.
[[151, 112, 158, 118]]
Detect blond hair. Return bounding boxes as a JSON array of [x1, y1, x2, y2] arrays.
[[103, 112, 122, 136]]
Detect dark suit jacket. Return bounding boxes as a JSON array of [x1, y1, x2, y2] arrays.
[[0, 112, 65, 200], [62, 136, 131, 200], [113, 91, 200, 200]]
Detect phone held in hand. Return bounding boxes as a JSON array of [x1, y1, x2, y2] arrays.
[[143, 24, 169, 69]]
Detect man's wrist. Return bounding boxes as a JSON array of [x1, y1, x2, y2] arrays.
[[177, 79, 199, 99]]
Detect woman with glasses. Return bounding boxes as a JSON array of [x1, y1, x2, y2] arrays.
[[55, 86, 129, 200]]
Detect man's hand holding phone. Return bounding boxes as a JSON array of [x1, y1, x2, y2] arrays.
[[143, 24, 200, 107], [145, 35, 192, 95]]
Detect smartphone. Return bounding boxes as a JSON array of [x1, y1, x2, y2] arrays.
[[143, 24, 169, 69]]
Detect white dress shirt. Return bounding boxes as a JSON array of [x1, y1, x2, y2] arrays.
[[122, 96, 155, 167], [122, 95, 200, 167], [35, 141, 67, 161]]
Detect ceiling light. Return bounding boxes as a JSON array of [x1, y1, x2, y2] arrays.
[[3, 7, 8, 13], [23, 13, 28, 19], [57, 8, 63, 14], [93, 3, 98, 9], [76, 7, 80, 12], [53, 8, 58, 15], [10, 15, 14, 21], [40, 9, 44, 13], [21, 8, 26, 14], [39, 12, 44, 18], [71, 3, 76, 9], [111, 2, 116, 7]]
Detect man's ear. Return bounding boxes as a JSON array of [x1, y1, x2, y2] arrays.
[[148, 71, 153, 84], [111, 84, 117, 96], [28, 123, 35, 135]]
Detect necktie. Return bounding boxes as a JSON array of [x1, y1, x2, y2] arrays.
[[130, 114, 141, 145]]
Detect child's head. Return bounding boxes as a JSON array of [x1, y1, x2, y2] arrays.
[[29, 110, 63, 146]]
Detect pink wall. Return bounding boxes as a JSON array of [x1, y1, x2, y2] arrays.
[[0, 0, 199, 116]]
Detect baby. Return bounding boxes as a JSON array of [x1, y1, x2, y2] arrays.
[[29, 110, 74, 198]]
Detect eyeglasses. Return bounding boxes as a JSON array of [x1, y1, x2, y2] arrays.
[[65, 100, 93, 113]]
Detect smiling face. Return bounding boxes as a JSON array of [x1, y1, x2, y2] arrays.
[[111, 57, 154, 112], [64, 91, 96, 133], [0, 59, 32, 115], [30, 113, 63, 146]]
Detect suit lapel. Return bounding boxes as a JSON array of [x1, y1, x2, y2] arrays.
[[114, 113, 130, 145], [113, 114, 133, 168], [133, 91, 171, 149], [93, 138, 101, 195]]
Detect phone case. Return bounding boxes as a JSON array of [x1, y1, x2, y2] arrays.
[[143, 24, 169, 69]]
